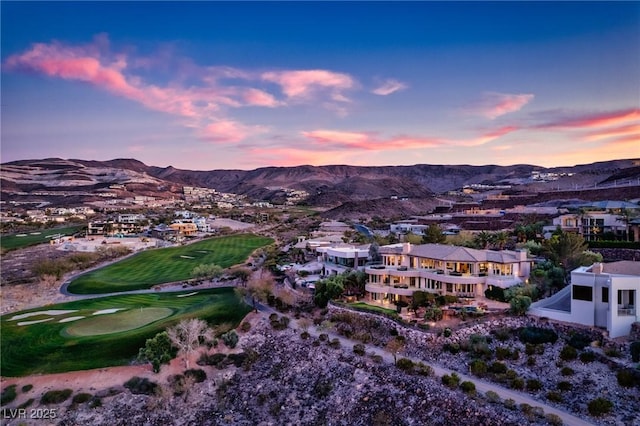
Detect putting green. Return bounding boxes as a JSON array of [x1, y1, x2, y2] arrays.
[[64, 307, 173, 337]]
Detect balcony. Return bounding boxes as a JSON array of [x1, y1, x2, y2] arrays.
[[618, 307, 636, 316], [365, 283, 417, 297]]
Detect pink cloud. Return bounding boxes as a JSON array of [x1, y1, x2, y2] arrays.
[[540, 108, 640, 130], [583, 123, 640, 142], [469, 92, 534, 119], [261, 69, 354, 100], [200, 120, 267, 143], [372, 78, 407, 96], [241, 88, 281, 107]]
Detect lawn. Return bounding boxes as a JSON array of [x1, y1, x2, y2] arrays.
[[0, 288, 251, 377], [349, 302, 398, 316], [67, 233, 273, 294], [0, 225, 85, 251]]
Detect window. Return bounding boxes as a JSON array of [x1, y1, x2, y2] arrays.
[[602, 287, 609, 303], [572, 285, 593, 302]]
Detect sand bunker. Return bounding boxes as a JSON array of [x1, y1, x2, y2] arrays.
[[92, 308, 124, 315], [17, 318, 53, 326], [59, 316, 85, 323], [177, 292, 198, 298], [10, 310, 78, 321], [180, 255, 194, 259]]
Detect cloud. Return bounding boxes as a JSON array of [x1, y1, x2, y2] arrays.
[[372, 78, 407, 96], [199, 120, 268, 144], [468, 92, 534, 119], [583, 124, 640, 142], [538, 108, 639, 130], [261, 69, 354, 101], [241, 88, 281, 107]]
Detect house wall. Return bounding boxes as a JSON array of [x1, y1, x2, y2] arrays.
[[609, 276, 640, 338]]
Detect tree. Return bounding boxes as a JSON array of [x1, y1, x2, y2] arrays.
[[343, 270, 367, 297], [229, 267, 251, 287], [386, 336, 406, 365], [493, 231, 509, 250], [542, 229, 588, 271], [192, 263, 223, 282], [404, 231, 422, 244], [473, 231, 494, 249], [138, 331, 177, 373], [236, 270, 275, 312], [510, 295, 532, 316], [368, 242, 382, 264], [313, 275, 345, 308], [167, 319, 213, 369], [422, 224, 446, 244]]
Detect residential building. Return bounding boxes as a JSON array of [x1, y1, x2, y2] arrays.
[[551, 212, 628, 241], [317, 245, 370, 276], [169, 221, 198, 236], [365, 243, 531, 305], [530, 262, 640, 338]]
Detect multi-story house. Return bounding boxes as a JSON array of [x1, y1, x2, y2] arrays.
[[551, 212, 627, 241], [530, 261, 639, 338], [317, 245, 370, 276], [365, 243, 531, 305]]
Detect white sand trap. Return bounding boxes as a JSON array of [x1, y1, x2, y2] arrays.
[[92, 308, 124, 315], [177, 292, 198, 298], [10, 310, 78, 321], [30, 232, 41, 235], [17, 318, 53, 326], [16, 234, 27, 237], [59, 316, 85, 323], [180, 255, 194, 259], [196, 250, 208, 253]]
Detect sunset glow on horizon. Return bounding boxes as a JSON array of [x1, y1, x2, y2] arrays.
[[2, 2, 639, 170]]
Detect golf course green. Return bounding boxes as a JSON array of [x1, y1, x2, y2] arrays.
[[1, 225, 84, 251], [67, 233, 273, 294], [1, 288, 251, 377]]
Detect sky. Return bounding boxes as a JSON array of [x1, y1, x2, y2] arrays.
[[1, 1, 639, 170]]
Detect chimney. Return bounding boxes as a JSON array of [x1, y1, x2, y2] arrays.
[[403, 242, 411, 254], [592, 263, 604, 275]]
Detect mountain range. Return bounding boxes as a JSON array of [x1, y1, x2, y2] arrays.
[[2, 158, 639, 208]]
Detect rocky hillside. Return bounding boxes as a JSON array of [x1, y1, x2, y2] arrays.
[[2, 158, 639, 207]]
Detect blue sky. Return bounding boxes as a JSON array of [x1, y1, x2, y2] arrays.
[[2, 1, 639, 170]]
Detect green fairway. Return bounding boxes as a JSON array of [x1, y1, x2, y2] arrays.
[[0, 225, 84, 251], [67, 233, 273, 294], [1, 288, 251, 377], [349, 302, 398, 316]]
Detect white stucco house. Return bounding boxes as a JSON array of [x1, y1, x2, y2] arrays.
[[530, 261, 640, 338]]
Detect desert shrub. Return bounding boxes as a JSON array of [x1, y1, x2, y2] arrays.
[[300, 331, 310, 339], [268, 313, 278, 322], [396, 358, 414, 371], [460, 381, 476, 394], [17, 398, 34, 410], [560, 367, 574, 376], [631, 341, 640, 362], [511, 377, 524, 390], [444, 343, 460, 354], [604, 348, 621, 358], [198, 352, 227, 368], [616, 369, 638, 388], [21, 384, 33, 393], [587, 397, 613, 416], [492, 327, 511, 342], [41, 389, 72, 404], [414, 362, 433, 376], [221, 330, 239, 348], [441, 373, 460, 389], [1, 385, 17, 405], [370, 354, 383, 364], [313, 378, 333, 398], [568, 333, 592, 350], [527, 356, 536, 366], [185, 368, 207, 383], [443, 327, 452, 338], [545, 413, 564, 426], [496, 346, 512, 360], [557, 381, 573, 391], [504, 398, 516, 410], [240, 321, 251, 332], [489, 361, 507, 375], [505, 369, 518, 380], [89, 397, 102, 408], [353, 343, 366, 356], [228, 352, 249, 368], [485, 390, 500, 403], [520, 403, 533, 415], [546, 391, 563, 403], [559, 345, 577, 361], [329, 338, 341, 349], [579, 351, 596, 363], [168, 374, 187, 396], [72, 393, 92, 404], [470, 359, 488, 377], [519, 327, 558, 345], [319, 333, 329, 342], [467, 334, 492, 359], [526, 379, 542, 392], [123, 377, 157, 395]]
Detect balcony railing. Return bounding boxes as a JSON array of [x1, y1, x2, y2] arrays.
[[618, 307, 636, 316]]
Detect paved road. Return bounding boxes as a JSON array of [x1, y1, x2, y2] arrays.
[[254, 301, 594, 426]]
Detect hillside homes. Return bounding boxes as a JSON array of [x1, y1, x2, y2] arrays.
[[365, 243, 531, 305]]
